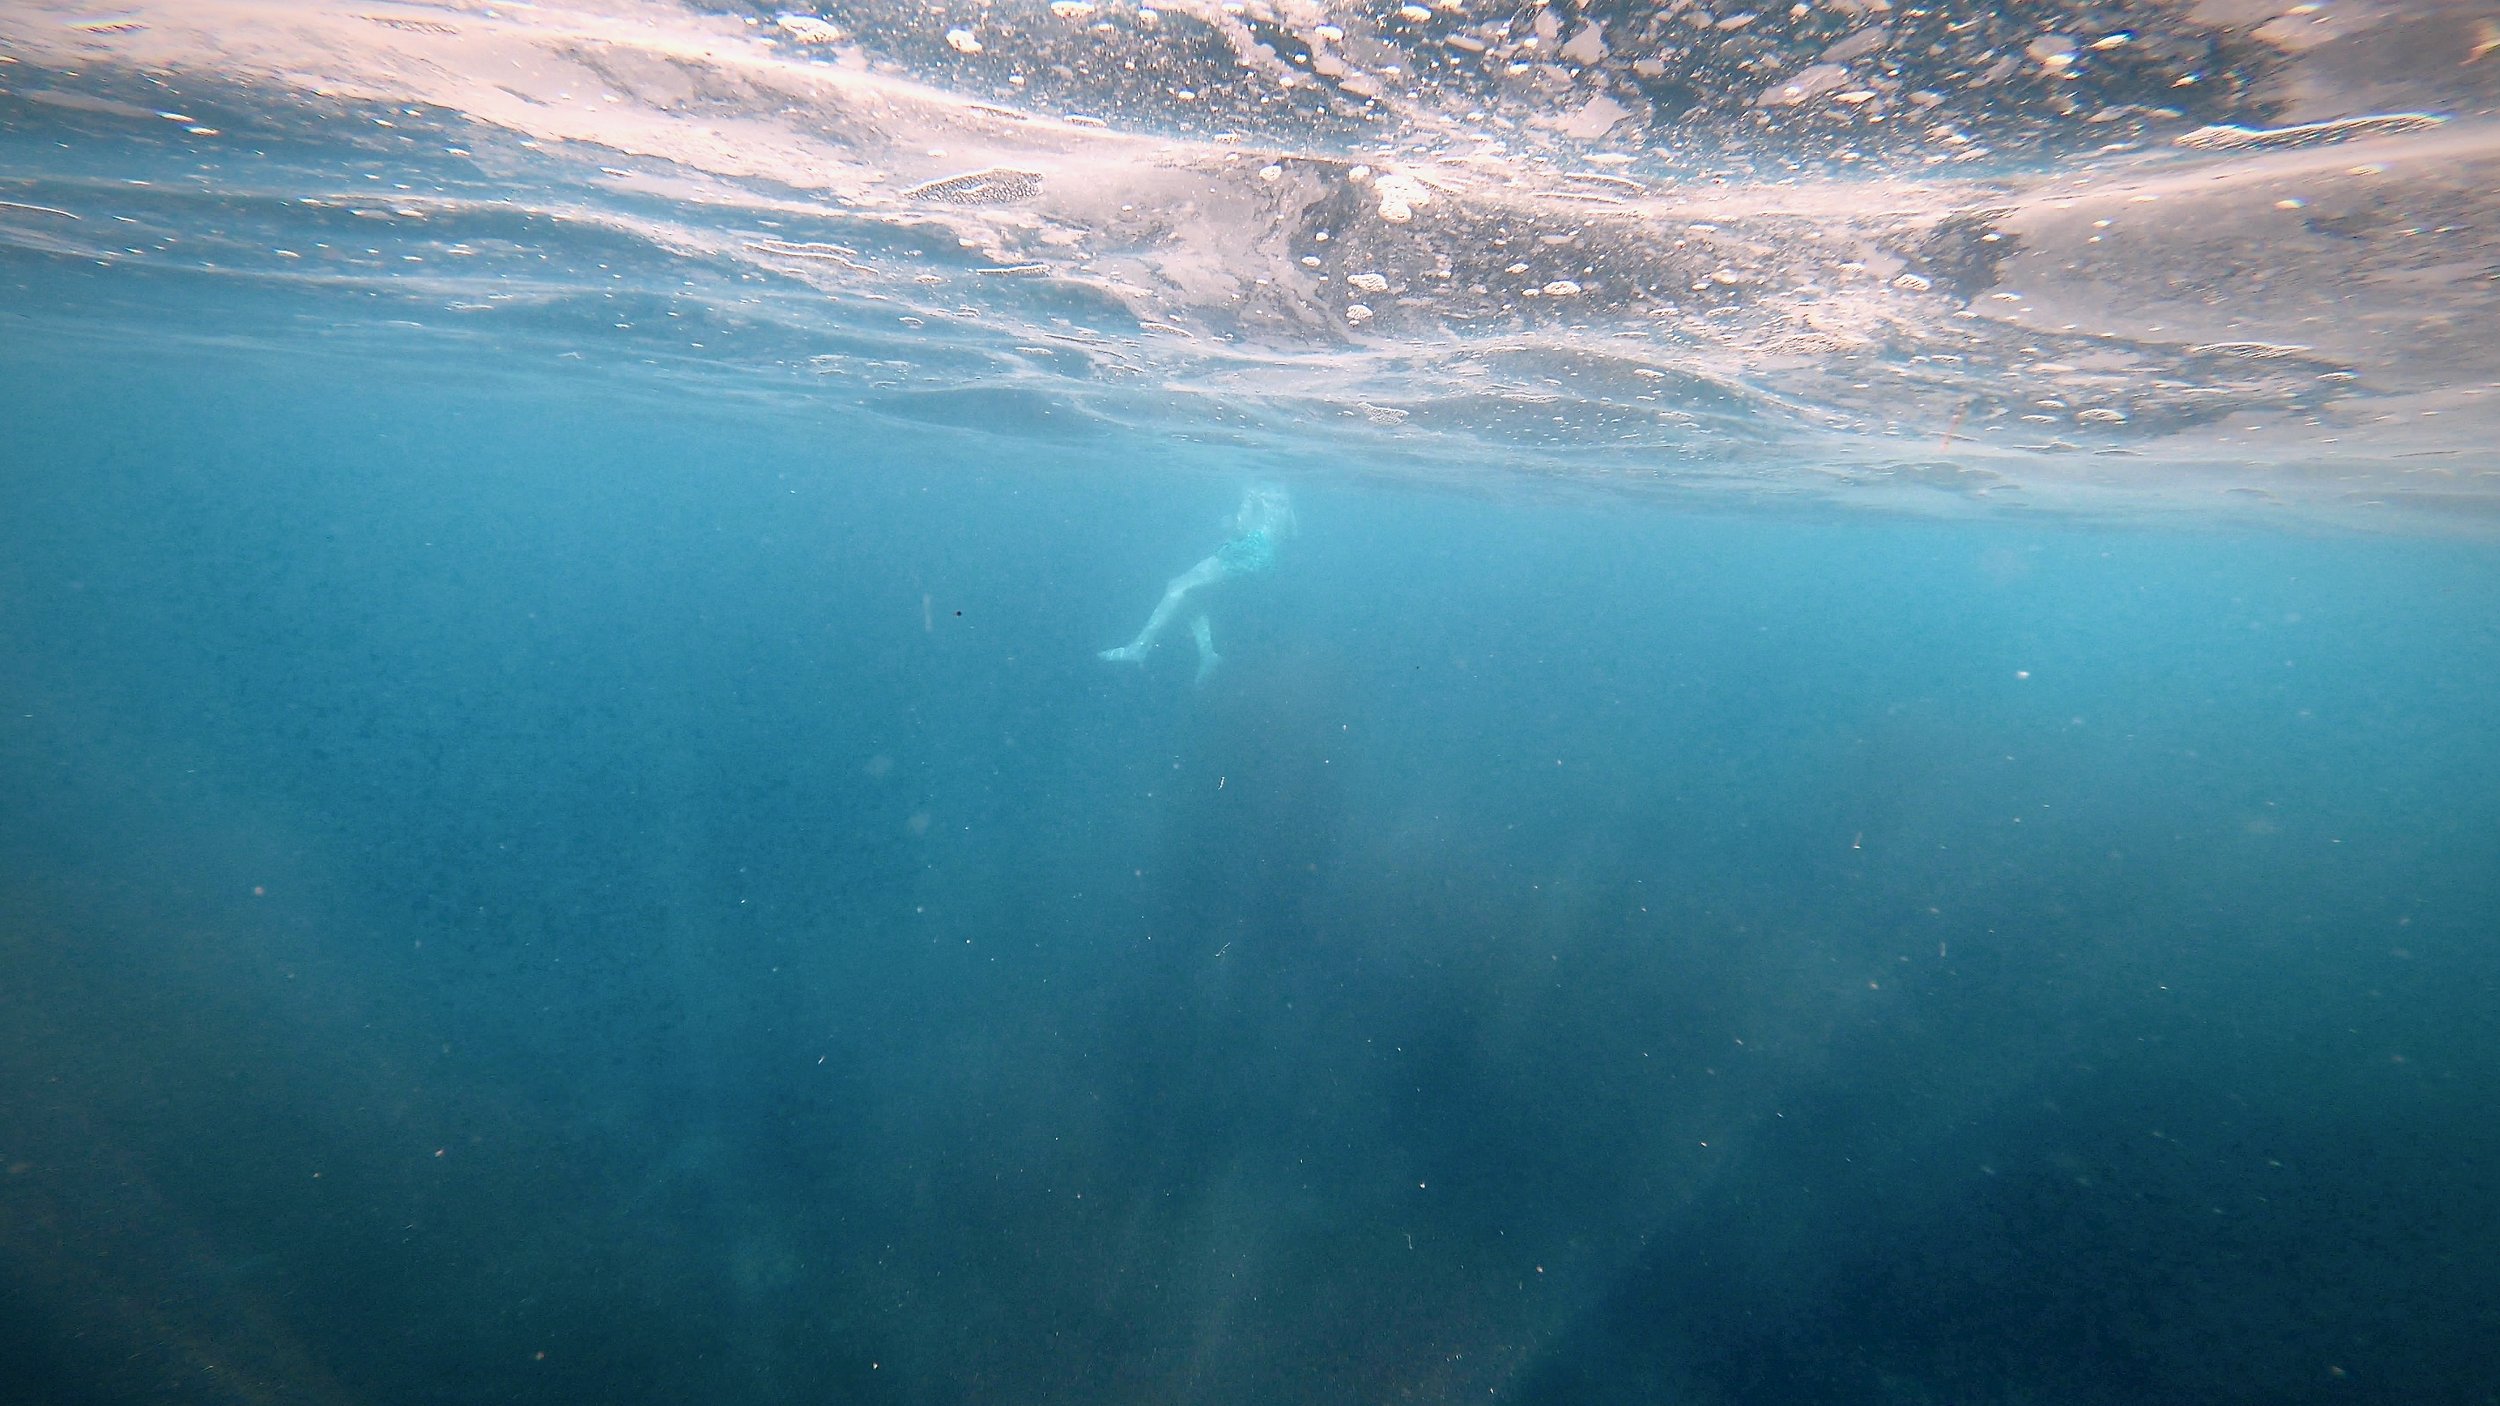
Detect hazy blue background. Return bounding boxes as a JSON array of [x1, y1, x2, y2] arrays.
[[4, 339, 2498, 1406]]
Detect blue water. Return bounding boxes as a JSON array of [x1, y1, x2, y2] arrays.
[[4, 340, 2499, 1405]]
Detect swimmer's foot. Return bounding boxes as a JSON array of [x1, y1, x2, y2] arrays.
[[1194, 651, 1223, 686], [1098, 643, 1148, 664]]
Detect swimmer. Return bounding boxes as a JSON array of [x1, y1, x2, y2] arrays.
[[1099, 482, 1296, 685]]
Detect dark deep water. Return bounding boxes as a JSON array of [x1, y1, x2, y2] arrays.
[[5, 342, 2499, 1406]]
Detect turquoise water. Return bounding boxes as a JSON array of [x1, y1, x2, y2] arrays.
[[7, 339, 2498, 1404], [7, 1, 2500, 1401]]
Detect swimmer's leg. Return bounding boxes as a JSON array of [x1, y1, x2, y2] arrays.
[[1190, 613, 1220, 686], [1101, 556, 1226, 663]]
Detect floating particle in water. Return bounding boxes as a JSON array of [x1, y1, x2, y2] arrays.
[[2027, 35, 2079, 73], [1373, 170, 1432, 225], [945, 27, 983, 54], [775, 15, 845, 44], [903, 168, 1042, 204], [1759, 63, 1849, 107]]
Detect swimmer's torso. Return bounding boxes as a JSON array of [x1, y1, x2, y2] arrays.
[[1214, 529, 1276, 576]]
